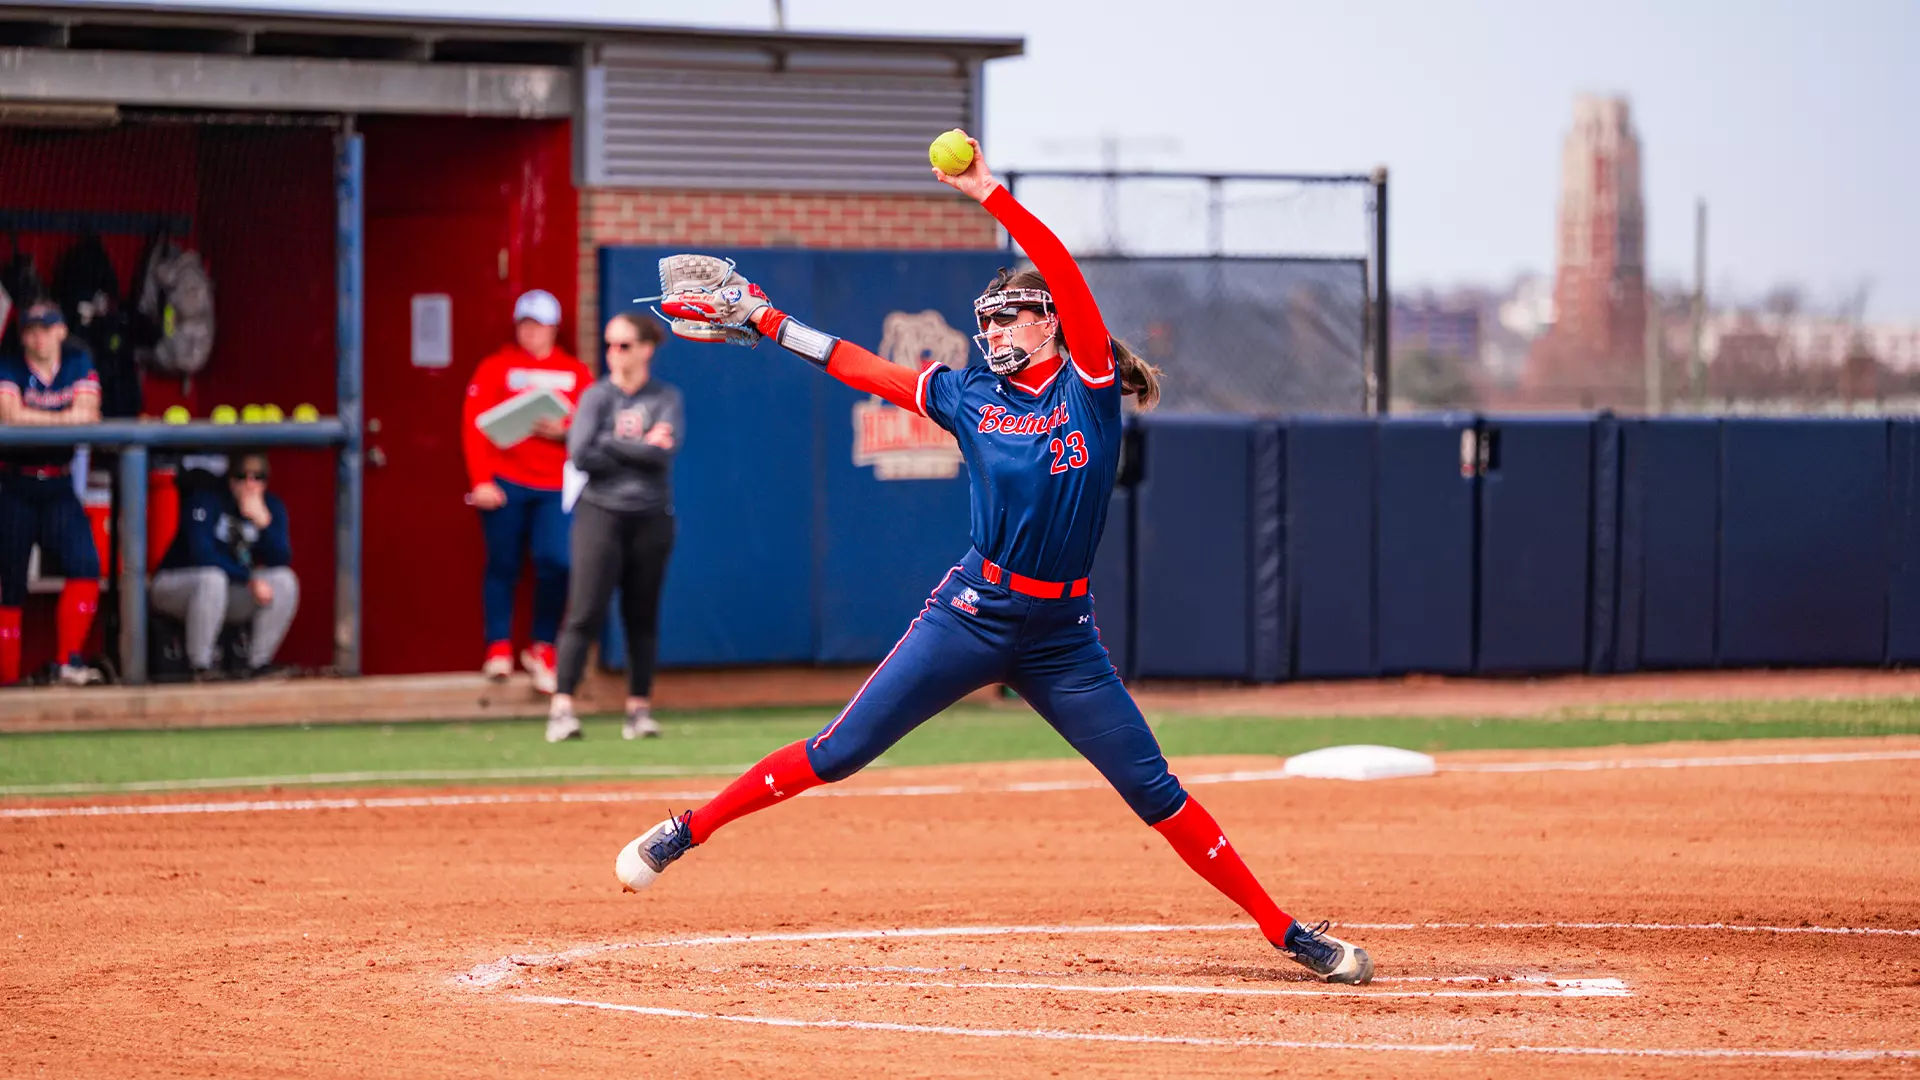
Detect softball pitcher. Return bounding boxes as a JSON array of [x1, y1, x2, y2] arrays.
[[616, 134, 1370, 984]]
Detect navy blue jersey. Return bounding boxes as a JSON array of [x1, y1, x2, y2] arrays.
[[0, 347, 99, 468], [918, 358, 1121, 582], [157, 487, 293, 583]]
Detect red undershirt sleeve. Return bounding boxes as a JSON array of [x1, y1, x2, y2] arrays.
[[981, 185, 1116, 387], [825, 340, 923, 414]]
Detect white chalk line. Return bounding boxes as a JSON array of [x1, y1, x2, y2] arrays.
[[11, 746, 1920, 820], [0, 763, 751, 797], [760, 976, 1632, 999], [509, 994, 1920, 1061], [1347, 920, 1920, 936], [1445, 748, 1920, 773], [844, 965, 1604, 987], [451, 919, 1918, 991], [0, 789, 727, 819]]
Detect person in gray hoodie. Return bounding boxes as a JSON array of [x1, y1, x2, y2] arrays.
[[546, 311, 682, 742]]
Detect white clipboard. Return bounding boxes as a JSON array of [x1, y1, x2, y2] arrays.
[[476, 387, 570, 449], [561, 461, 587, 513]]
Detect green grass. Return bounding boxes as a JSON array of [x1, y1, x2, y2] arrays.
[[3, 697, 1919, 796]]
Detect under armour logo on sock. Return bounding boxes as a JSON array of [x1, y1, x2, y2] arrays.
[[764, 773, 785, 799], [1207, 835, 1228, 859]]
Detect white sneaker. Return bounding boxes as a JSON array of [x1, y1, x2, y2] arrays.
[[521, 646, 558, 695], [58, 663, 103, 687], [482, 651, 514, 682], [622, 709, 661, 740], [544, 701, 582, 743]]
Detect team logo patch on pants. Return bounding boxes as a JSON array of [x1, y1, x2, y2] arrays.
[[950, 587, 980, 615]]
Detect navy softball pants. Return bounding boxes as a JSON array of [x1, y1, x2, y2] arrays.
[[804, 550, 1187, 825], [0, 475, 100, 608], [477, 478, 569, 646]]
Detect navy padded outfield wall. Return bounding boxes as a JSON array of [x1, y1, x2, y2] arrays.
[[1586, 416, 1621, 674], [601, 250, 820, 666], [1376, 415, 1477, 675], [602, 247, 1006, 666], [1284, 418, 1376, 677], [808, 252, 1009, 661], [1889, 421, 1920, 664], [1718, 419, 1888, 666], [1616, 419, 1720, 671], [1249, 421, 1288, 682], [1133, 415, 1263, 679], [1476, 417, 1593, 673]]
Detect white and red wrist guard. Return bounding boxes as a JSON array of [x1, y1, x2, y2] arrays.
[[756, 308, 838, 368]]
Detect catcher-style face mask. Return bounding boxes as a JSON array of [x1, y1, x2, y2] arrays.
[[972, 287, 1058, 377]]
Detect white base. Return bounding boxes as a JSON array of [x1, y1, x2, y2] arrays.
[[1281, 744, 1437, 782]]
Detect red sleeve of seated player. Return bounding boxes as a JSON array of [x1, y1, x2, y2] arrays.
[[981, 185, 1115, 388]]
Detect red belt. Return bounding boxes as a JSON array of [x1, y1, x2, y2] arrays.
[[6, 465, 69, 479], [979, 557, 1089, 600]]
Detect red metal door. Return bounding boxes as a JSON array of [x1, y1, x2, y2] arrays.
[[359, 118, 575, 674]]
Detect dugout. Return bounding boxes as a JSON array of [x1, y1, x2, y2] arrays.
[[0, 2, 1020, 680]]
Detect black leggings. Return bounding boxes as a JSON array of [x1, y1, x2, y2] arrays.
[[555, 500, 675, 697]]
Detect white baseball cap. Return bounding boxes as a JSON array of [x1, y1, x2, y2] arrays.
[[513, 289, 562, 327]]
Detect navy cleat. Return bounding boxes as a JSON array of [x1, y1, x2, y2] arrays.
[[615, 810, 696, 892], [1280, 919, 1373, 984]]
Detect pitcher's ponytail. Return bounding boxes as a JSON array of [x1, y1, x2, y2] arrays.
[[1112, 336, 1162, 409]]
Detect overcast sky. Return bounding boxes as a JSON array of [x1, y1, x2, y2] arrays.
[[81, 0, 1920, 319]]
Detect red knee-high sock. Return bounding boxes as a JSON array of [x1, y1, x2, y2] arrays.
[[0, 607, 21, 685], [57, 580, 99, 665], [1152, 795, 1294, 945], [687, 740, 824, 844]]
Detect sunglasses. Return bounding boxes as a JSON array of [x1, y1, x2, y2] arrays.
[[236, 471, 269, 482], [605, 340, 642, 352], [977, 308, 1037, 329]]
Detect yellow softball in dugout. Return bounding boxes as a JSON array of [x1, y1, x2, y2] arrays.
[[929, 129, 975, 176]]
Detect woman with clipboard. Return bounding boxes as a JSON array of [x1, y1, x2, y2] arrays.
[[461, 289, 592, 695]]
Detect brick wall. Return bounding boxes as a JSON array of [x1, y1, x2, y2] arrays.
[[576, 187, 1002, 361]]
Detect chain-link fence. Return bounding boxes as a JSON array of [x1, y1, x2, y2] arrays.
[[1003, 171, 1382, 415]]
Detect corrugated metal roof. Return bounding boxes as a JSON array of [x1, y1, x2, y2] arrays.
[[0, 2, 1024, 64]]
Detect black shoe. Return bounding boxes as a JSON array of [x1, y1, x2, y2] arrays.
[[1279, 919, 1374, 984], [190, 667, 228, 684], [245, 664, 295, 681]]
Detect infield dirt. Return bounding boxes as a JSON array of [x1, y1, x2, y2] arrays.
[[5, 736, 1919, 1077]]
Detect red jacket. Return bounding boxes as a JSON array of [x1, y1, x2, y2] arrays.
[[461, 344, 592, 491]]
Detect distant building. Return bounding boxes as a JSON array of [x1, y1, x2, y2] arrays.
[[1392, 301, 1481, 363], [1697, 313, 1920, 371], [1526, 95, 1648, 407]]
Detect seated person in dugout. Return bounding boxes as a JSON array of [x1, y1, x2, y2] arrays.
[[150, 451, 299, 680], [0, 298, 104, 687]]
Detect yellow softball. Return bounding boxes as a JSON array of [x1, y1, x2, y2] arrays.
[[929, 129, 974, 176]]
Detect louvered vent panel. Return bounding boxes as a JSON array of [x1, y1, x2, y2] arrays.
[[587, 47, 974, 192]]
